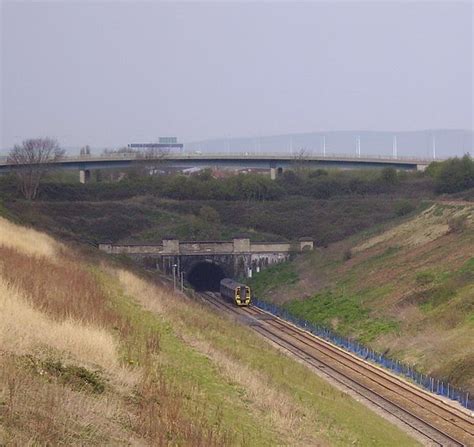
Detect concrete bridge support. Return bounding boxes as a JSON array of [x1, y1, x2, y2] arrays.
[[79, 169, 91, 184]]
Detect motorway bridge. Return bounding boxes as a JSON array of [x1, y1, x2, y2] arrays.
[[0, 152, 433, 182]]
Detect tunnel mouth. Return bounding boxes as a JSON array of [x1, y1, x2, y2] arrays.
[[186, 261, 226, 291]]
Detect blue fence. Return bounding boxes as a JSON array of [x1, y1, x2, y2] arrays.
[[253, 298, 472, 411]]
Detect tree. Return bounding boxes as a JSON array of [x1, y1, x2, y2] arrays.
[[80, 145, 91, 156], [292, 148, 310, 172], [8, 138, 64, 200]]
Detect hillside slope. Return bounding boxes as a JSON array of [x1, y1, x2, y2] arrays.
[[0, 216, 418, 446], [250, 202, 474, 393]]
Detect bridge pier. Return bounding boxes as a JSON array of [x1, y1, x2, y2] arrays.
[[270, 166, 284, 180], [79, 169, 91, 184]]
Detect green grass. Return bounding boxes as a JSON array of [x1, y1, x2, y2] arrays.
[[417, 257, 474, 313], [93, 268, 419, 446], [141, 279, 419, 446], [248, 250, 400, 343], [96, 270, 279, 446], [284, 288, 399, 343], [248, 261, 298, 297]]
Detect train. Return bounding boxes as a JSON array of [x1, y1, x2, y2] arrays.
[[219, 278, 251, 306]]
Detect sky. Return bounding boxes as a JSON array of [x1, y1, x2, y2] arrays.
[[1, 1, 473, 153]]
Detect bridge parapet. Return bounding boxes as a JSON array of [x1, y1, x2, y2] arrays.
[[179, 241, 234, 254], [99, 238, 313, 256]]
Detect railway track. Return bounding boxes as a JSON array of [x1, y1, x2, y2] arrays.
[[199, 292, 474, 446]]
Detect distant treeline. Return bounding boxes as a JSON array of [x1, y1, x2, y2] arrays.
[[32, 167, 431, 202], [1, 156, 472, 203]]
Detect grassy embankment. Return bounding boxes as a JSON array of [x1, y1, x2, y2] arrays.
[[0, 216, 419, 445], [249, 203, 474, 393]]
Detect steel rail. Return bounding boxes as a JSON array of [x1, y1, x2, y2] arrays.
[[198, 292, 472, 446], [254, 312, 473, 439], [248, 306, 473, 432]]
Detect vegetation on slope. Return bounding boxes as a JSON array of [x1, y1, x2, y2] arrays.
[[0, 216, 418, 446], [1, 170, 425, 246], [249, 203, 474, 393]]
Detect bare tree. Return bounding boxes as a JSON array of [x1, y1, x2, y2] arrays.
[[292, 148, 310, 172], [8, 138, 64, 200], [80, 145, 91, 156]]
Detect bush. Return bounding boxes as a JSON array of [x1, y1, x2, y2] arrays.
[[198, 205, 220, 224], [415, 271, 436, 286], [343, 248, 352, 261], [434, 155, 474, 193], [380, 167, 398, 185], [394, 200, 416, 217]]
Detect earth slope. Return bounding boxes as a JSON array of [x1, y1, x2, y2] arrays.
[[251, 202, 474, 393]]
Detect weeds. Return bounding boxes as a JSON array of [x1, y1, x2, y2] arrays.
[[41, 359, 106, 394]]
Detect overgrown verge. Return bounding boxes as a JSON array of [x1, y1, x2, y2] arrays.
[[0, 216, 419, 445]]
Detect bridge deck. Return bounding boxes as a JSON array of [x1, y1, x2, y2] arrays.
[[0, 152, 433, 168]]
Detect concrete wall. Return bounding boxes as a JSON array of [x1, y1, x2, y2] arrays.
[[250, 243, 292, 253], [99, 243, 164, 255], [233, 238, 251, 253], [180, 241, 234, 254]]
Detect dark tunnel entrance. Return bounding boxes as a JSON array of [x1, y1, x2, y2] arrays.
[[186, 261, 226, 291]]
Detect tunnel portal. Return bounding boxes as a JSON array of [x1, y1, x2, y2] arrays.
[[186, 261, 226, 291]]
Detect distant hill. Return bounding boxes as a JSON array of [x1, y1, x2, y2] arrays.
[[1, 129, 472, 159], [186, 129, 473, 159]]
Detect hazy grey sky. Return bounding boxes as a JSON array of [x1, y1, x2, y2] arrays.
[[1, 1, 473, 150]]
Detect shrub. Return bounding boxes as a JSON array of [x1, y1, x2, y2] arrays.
[[415, 271, 436, 286], [343, 248, 352, 261], [394, 200, 416, 217], [434, 155, 474, 193], [199, 205, 220, 224], [380, 167, 398, 185], [448, 215, 467, 234]]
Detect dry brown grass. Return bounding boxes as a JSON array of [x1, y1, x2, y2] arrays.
[[132, 368, 233, 447], [0, 352, 139, 446], [0, 216, 62, 259], [0, 246, 130, 331], [353, 203, 473, 253], [0, 220, 234, 445], [0, 278, 119, 370]]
